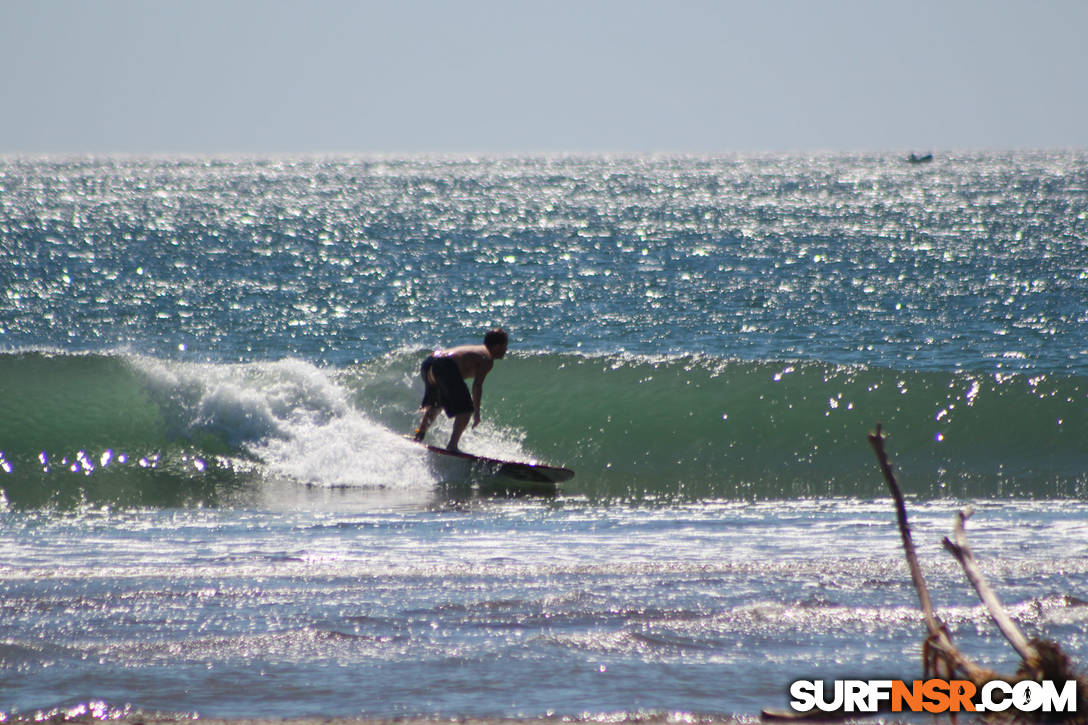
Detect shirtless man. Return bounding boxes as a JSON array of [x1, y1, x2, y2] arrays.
[[413, 328, 508, 452]]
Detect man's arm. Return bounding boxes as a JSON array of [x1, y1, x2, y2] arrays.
[[470, 361, 493, 428]]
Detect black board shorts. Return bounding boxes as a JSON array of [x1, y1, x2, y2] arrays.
[[420, 355, 474, 417]]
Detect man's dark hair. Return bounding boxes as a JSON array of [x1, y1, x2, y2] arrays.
[[484, 328, 508, 349]]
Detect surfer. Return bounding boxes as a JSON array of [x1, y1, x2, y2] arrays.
[[413, 328, 509, 452]]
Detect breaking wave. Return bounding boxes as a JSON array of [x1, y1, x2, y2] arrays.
[[2, 349, 1087, 508]]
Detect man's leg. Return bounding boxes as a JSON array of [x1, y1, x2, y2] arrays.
[[447, 412, 471, 452]]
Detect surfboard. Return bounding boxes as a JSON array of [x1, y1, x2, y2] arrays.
[[414, 441, 574, 495]]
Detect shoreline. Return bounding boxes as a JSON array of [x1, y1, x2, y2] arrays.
[[5, 700, 762, 725], [7, 710, 761, 725]]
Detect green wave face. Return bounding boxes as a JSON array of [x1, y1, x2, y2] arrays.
[[356, 351, 1088, 501]]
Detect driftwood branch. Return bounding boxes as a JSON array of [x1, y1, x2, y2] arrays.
[[766, 424, 1088, 723], [867, 424, 940, 633], [943, 507, 1040, 664], [869, 423, 1087, 724], [867, 424, 997, 684]]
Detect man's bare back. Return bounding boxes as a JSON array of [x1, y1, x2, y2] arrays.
[[434, 344, 495, 381]]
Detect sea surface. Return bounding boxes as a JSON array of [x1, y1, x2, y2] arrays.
[[2, 153, 1087, 720]]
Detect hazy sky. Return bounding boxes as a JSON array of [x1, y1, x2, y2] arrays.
[[2, 0, 1086, 154]]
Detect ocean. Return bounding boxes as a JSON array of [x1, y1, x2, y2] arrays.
[[1, 152, 1087, 720]]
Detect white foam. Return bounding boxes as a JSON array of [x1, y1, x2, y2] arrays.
[[130, 356, 436, 489], [253, 411, 434, 489]]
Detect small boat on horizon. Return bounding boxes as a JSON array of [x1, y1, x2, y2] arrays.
[[907, 152, 934, 164]]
